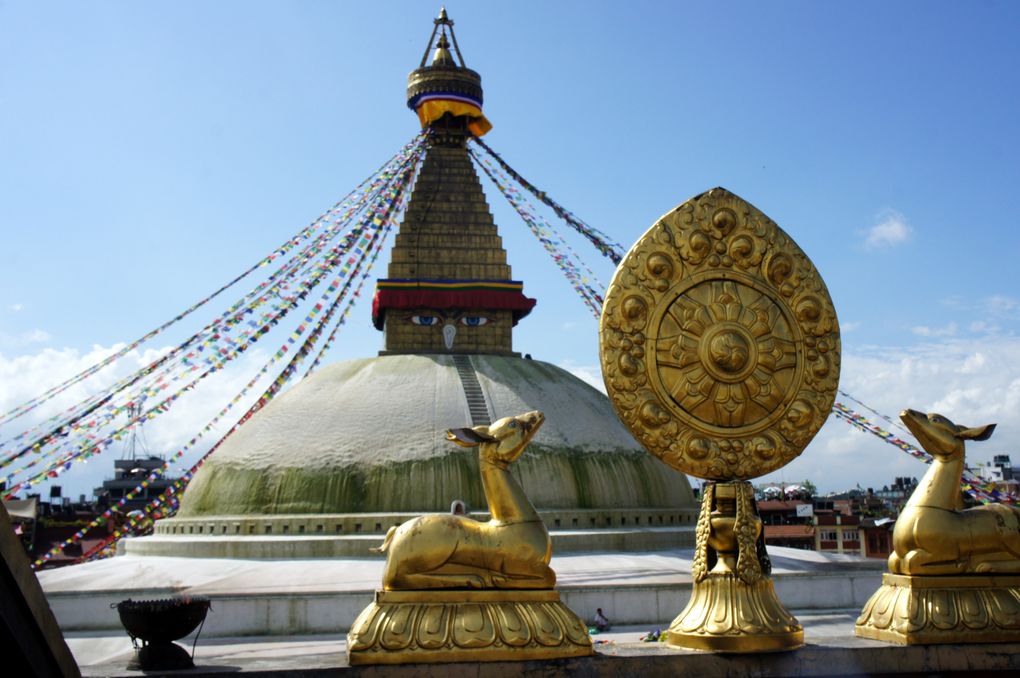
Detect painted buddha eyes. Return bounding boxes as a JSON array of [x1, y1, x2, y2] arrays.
[[408, 314, 490, 327]]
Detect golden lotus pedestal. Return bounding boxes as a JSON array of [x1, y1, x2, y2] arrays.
[[346, 589, 593, 665], [855, 573, 1020, 644], [668, 481, 803, 653], [669, 572, 804, 652]]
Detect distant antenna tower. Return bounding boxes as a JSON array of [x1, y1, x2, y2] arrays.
[[121, 402, 150, 460]]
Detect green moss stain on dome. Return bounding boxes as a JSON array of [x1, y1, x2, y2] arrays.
[[179, 451, 488, 516], [176, 355, 695, 516], [179, 445, 688, 516]]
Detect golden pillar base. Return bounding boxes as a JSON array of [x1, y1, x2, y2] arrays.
[[347, 589, 593, 665], [855, 573, 1020, 645], [669, 571, 803, 652], [667, 481, 803, 653]]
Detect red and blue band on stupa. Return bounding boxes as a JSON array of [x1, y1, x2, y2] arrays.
[[372, 279, 535, 330]]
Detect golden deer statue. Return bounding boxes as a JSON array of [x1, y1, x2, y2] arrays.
[[375, 410, 556, 590], [348, 409, 592, 663], [889, 409, 1019, 575]]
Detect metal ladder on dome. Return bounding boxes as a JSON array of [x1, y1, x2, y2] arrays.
[[452, 355, 491, 426]]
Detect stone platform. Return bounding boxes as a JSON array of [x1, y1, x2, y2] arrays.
[[40, 547, 885, 637], [67, 613, 1020, 676], [130, 510, 698, 558]]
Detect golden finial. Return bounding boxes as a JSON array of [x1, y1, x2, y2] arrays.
[[431, 33, 454, 67]]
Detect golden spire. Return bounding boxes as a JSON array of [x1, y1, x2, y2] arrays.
[[431, 33, 455, 67], [374, 10, 530, 355]]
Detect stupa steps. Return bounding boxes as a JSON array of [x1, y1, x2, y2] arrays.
[[401, 207, 496, 222], [388, 263, 512, 279], [453, 354, 491, 426], [403, 209, 490, 222], [406, 171, 485, 186], [396, 219, 500, 234], [405, 187, 490, 203], [410, 172, 489, 185], [416, 146, 479, 165], [391, 248, 514, 265], [409, 184, 488, 197], [394, 233, 504, 249]]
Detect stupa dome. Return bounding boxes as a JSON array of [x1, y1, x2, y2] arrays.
[[177, 354, 694, 516]]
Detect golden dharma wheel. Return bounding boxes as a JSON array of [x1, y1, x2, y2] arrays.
[[600, 188, 840, 480]]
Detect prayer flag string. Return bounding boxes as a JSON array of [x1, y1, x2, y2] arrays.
[[1, 135, 426, 470], [0, 135, 427, 465], [6, 155, 421, 495], [29, 143, 424, 567], [470, 146, 604, 318], [831, 401, 1016, 505], [469, 137, 625, 264], [0, 132, 427, 430]]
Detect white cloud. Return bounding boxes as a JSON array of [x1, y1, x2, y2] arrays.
[[764, 334, 1020, 493], [863, 209, 912, 249], [841, 321, 861, 333], [0, 328, 52, 349], [563, 335, 1020, 494], [911, 322, 957, 338], [9, 304, 23, 312], [0, 343, 272, 499], [982, 295, 1020, 320], [22, 329, 51, 343]]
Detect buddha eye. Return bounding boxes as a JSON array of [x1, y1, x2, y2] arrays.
[[410, 315, 440, 326], [460, 316, 490, 327]]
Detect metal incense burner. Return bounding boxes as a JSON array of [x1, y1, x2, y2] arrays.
[[114, 596, 210, 671]]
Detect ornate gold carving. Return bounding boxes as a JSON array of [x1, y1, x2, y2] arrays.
[[348, 411, 593, 664], [599, 188, 837, 652], [669, 574, 803, 652], [855, 574, 1020, 644], [668, 481, 802, 651], [690, 483, 714, 583], [734, 481, 762, 585], [348, 590, 592, 664], [600, 187, 840, 480]]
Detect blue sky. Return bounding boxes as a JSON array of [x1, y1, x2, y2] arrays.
[[2, 1, 1019, 497]]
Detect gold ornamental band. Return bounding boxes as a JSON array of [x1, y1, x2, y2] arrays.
[[375, 589, 561, 604]]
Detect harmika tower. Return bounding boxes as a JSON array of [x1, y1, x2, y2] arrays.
[[373, 9, 534, 356]]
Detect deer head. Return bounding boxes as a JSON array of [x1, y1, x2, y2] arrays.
[[446, 410, 545, 466], [900, 409, 996, 460]]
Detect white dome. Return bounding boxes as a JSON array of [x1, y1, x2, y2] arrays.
[[178, 355, 695, 515]]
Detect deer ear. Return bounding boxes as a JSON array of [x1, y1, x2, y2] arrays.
[[959, 423, 996, 441], [446, 428, 496, 447]]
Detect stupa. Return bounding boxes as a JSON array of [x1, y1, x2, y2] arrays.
[[126, 9, 697, 559]]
